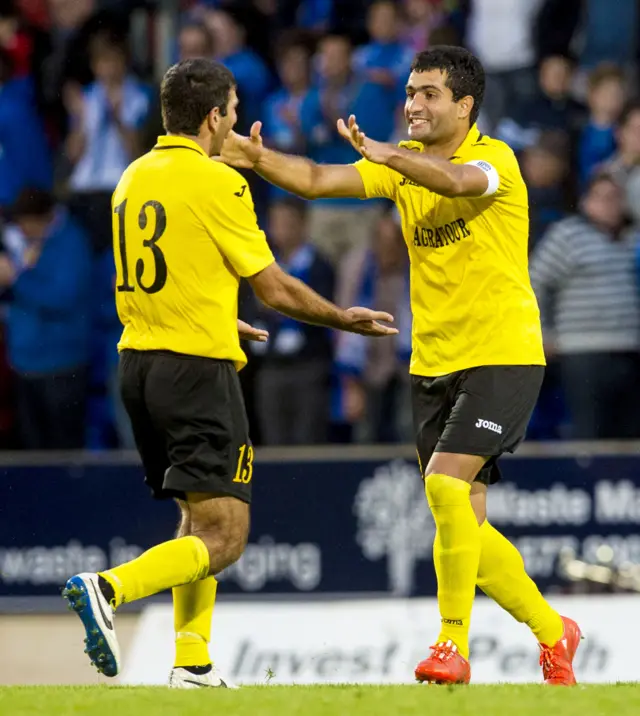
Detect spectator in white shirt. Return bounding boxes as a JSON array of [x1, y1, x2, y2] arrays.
[[65, 29, 150, 252]]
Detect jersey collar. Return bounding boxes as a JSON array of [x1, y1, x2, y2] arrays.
[[153, 135, 209, 157], [449, 124, 483, 160]]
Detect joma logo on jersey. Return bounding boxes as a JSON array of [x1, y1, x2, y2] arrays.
[[475, 418, 503, 435], [399, 176, 420, 187], [413, 218, 471, 249]]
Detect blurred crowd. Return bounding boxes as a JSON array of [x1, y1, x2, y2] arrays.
[[0, 0, 639, 450]]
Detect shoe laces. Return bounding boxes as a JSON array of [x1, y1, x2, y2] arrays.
[[429, 641, 458, 662], [539, 645, 567, 681]]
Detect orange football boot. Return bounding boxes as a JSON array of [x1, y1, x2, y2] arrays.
[[415, 641, 471, 685], [539, 616, 583, 686]]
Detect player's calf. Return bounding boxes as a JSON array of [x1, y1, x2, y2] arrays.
[[186, 494, 250, 575]]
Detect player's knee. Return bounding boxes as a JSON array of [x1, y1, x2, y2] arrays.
[[425, 452, 486, 484], [425, 472, 470, 505]]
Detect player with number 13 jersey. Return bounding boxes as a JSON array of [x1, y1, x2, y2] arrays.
[[62, 58, 396, 688]]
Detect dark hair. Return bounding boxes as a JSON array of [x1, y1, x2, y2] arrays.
[[11, 188, 55, 219], [274, 29, 313, 64], [532, 129, 571, 161], [585, 171, 620, 194], [161, 59, 236, 136], [217, 6, 245, 32], [619, 98, 640, 128], [539, 52, 576, 68], [410, 45, 485, 126], [180, 20, 214, 55], [89, 29, 129, 65]]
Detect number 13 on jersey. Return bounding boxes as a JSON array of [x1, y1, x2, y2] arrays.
[[114, 199, 169, 294]]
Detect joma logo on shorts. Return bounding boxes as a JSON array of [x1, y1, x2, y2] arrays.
[[475, 418, 503, 434]]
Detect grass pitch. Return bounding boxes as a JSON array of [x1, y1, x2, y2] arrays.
[[1, 684, 639, 716]]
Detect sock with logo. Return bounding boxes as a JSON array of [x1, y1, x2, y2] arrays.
[[477, 521, 564, 646], [99, 536, 210, 608], [426, 473, 481, 660], [173, 576, 218, 668]]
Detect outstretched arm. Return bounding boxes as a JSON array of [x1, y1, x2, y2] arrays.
[[256, 147, 366, 199], [337, 116, 494, 198], [217, 122, 366, 200], [249, 262, 397, 337], [385, 148, 491, 198]]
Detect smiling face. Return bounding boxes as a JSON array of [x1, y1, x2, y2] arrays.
[[404, 69, 473, 145]]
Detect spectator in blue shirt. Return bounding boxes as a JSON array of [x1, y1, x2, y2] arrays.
[[578, 64, 626, 187], [0, 50, 52, 211], [263, 38, 311, 155], [0, 189, 92, 449], [300, 34, 394, 266], [296, 0, 334, 33], [263, 38, 312, 200], [205, 7, 272, 132], [353, 1, 414, 115]]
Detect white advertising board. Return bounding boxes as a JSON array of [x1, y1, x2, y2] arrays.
[[121, 596, 638, 686]]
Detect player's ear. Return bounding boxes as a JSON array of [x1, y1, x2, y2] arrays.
[[458, 96, 474, 121], [207, 107, 220, 133]]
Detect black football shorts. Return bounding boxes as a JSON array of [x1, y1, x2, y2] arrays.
[[119, 349, 254, 503], [411, 365, 544, 485]]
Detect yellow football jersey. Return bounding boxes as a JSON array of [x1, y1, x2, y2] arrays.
[[112, 135, 274, 369], [354, 125, 545, 377]]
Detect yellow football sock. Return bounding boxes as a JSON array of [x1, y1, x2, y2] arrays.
[[173, 576, 218, 667], [100, 536, 210, 608], [426, 473, 481, 660], [477, 521, 564, 646]]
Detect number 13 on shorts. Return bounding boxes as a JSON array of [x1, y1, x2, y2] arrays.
[[234, 444, 254, 484]]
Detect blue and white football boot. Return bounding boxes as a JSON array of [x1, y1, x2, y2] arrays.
[[62, 572, 121, 677]]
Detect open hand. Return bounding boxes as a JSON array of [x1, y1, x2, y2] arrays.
[[337, 114, 395, 165], [238, 319, 269, 343], [216, 122, 264, 169], [344, 307, 398, 337]]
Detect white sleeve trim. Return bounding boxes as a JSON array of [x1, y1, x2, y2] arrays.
[[465, 159, 500, 197]]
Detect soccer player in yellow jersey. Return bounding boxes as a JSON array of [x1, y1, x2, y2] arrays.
[[219, 46, 582, 686], [62, 58, 396, 687]]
